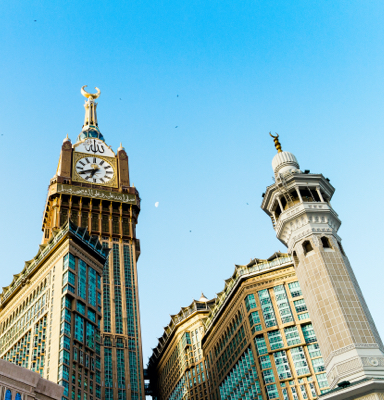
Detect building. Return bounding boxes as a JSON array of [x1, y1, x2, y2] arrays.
[[148, 254, 330, 400], [148, 295, 215, 400], [0, 357, 63, 400], [0, 220, 107, 400], [202, 253, 329, 400], [0, 86, 145, 400], [261, 134, 384, 398], [41, 86, 145, 400]]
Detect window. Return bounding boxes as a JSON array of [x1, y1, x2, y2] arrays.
[[87, 309, 96, 323], [112, 217, 120, 234], [78, 260, 87, 300], [245, 294, 257, 312], [260, 355, 272, 369], [316, 373, 329, 389], [248, 311, 261, 330], [307, 343, 321, 358], [273, 285, 293, 324], [312, 357, 325, 372], [258, 289, 277, 327], [273, 351, 292, 380], [254, 335, 268, 355], [285, 326, 301, 346], [15, 394, 21, 400], [102, 215, 109, 233], [262, 369, 275, 384], [265, 384, 279, 400], [267, 330, 284, 350], [91, 214, 99, 231], [321, 236, 332, 249], [302, 240, 313, 254], [88, 267, 97, 307], [288, 281, 302, 297], [5, 390, 12, 400], [77, 301, 85, 315], [290, 347, 310, 376], [294, 299, 308, 314], [74, 315, 84, 343], [302, 324, 317, 343]]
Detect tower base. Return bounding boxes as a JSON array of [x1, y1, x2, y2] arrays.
[[321, 378, 384, 400]]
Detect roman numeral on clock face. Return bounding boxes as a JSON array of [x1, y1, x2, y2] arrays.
[[99, 160, 104, 166], [93, 157, 96, 163], [85, 158, 90, 163], [100, 178, 105, 183], [77, 166, 83, 170], [105, 166, 111, 169], [79, 161, 85, 166], [106, 171, 113, 174]]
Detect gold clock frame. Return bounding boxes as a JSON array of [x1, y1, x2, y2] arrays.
[[72, 152, 118, 188]]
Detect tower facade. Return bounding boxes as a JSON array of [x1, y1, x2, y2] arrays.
[[41, 86, 145, 400], [261, 134, 384, 391]]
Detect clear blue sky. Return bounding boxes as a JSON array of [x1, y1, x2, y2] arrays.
[[1, 0, 384, 368]]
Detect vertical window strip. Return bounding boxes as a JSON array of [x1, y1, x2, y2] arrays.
[[290, 346, 310, 376], [78, 260, 87, 300], [104, 348, 113, 390], [116, 349, 126, 390], [113, 244, 123, 334], [302, 324, 317, 343], [273, 285, 293, 323], [284, 326, 301, 346], [102, 254, 111, 333], [273, 351, 292, 380], [258, 289, 277, 328], [267, 330, 284, 350]]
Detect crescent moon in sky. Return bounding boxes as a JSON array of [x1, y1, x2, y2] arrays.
[[81, 85, 101, 100]]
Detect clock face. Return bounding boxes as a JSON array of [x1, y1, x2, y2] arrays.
[[75, 156, 115, 185]]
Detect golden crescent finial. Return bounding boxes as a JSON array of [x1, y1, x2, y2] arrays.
[[269, 131, 282, 153], [81, 85, 101, 100]]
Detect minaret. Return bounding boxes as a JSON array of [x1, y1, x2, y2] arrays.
[[261, 133, 384, 394]]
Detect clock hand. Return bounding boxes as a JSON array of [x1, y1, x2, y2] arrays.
[[90, 168, 99, 177], [78, 169, 95, 174]]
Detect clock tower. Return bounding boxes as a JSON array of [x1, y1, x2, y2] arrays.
[[42, 86, 145, 400]]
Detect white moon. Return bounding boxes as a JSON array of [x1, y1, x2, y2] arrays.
[[155, 202, 159, 208]]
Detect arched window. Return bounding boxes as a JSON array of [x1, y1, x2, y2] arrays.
[[321, 236, 332, 249], [15, 393, 21, 400], [302, 240, 313, 255], [5, 389, 12, 400]]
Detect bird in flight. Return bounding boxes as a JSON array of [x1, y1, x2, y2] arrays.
[[120, 98, 121, 100], [177, 95, 179, 97], [189, 230, 192, 232], [175, 126, 178, 128], [246, 203, 249, 205], [34, 20, 37, 22]]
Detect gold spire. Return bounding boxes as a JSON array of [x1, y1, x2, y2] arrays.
[[269, 132, 282, 153], [81, 85, 101, 129]]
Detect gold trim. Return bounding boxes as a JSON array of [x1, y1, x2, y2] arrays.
[[72, 152, 118, 188]]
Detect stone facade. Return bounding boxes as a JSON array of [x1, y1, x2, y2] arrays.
[[0, 343, 63, 400], [261, 143, 384, 391]]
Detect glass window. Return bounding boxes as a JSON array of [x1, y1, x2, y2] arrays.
[[260, 355, 272, 370], [265, 384, 279, 400], [77, 301, 85, 315], [273, 285, 293, 323], [290, 347, 310, 376], [74, 315, 84, 343], [15, 394, 21, 400], [312, 357, 325, 372], [78, 260, 87, 300], [316, 373, 329, 388], [302, 324, 317, 343], [267, 330, 284, 350], [288, 281, 302, 297], [294, 299, 308, 314], [255, 335, 268, 355], [87, 309, 96, 323], [245, 294, 257, 312], [5, 390, 12, 400], [258, 289, 277, 327], [88, 267, 97, 307], [273, 351, 292, 380], [284, 326, 301, 346], [248, 310, 262, 329], [307, 343, 321, 358]]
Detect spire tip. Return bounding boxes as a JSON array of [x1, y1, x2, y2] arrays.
[[269, 132, 282, 153]]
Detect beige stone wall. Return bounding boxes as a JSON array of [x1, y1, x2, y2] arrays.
[[294, 235, 381, 365]]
